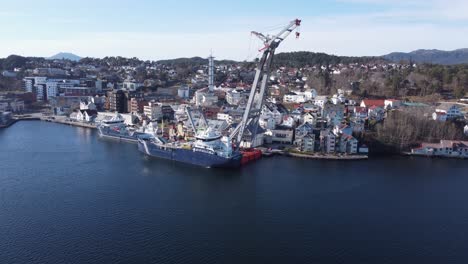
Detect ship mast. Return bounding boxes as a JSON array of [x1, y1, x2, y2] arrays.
[[230, 19, 302, 147]]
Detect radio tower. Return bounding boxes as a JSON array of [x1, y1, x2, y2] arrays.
[[208, 53, 215, 93]]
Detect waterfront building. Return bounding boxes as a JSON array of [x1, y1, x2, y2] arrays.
[[76, 110, 98, 123], [239, 124, 265, 148], [411, 140, 468, 158], [294, 133, 315, 153], [320, 130, 336, 153], [269, 126, 294, 144], [295, 123, 314, 139]]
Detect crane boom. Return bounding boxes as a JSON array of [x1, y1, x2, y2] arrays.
[[233, 19, 301, 146]]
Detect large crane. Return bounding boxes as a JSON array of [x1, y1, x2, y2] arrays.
[[230, 19, 302, 146]]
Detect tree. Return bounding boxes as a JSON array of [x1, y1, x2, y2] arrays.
[[454, 83, 466, 99], [2, 55, 27, 70]]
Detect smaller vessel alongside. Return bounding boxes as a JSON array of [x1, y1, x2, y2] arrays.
[[98, 114, 156, 143]]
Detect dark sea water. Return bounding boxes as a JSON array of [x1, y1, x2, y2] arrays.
[[1, 121, 467, 264]]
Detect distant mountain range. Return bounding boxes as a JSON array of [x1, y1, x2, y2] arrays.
[[47, 52, 82, 61], [36, 49, 468, 65], [383, 49, 468, 65]]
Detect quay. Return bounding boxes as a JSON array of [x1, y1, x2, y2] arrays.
[[0, 115, 40, 129], [287, 152, 368, 160], [1, 114, 97, 130], [258, 147, 368, 160], [41, 116, 97, 129]]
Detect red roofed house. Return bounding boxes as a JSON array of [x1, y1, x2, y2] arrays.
[[360, 99, 385, 108]]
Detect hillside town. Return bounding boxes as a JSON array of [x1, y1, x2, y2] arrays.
[[1, 54, 467, 158]]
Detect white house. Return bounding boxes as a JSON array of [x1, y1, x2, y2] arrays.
[[261, 104, 283, 125], [432, 112, 447, 122], [269, 126, 294, 144], [464, 125, 468, 136], [331, 94, 346, 105], [76, 110, 97, 122], [259, 116, 276, 130], [122, 80, 143, 91], [313, 96, 328, 108], [283, 92, 306, 104], [217, 112, 233, 123], [226, 89, 245, 105], [303, 112, 317, 126], [80, 98, 97, 111], [303, 89, 317, 101], [281, 115, 295, 128], [384, 99, 402, 109]]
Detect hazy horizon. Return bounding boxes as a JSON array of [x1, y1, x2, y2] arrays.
[[1, 0, 467, 61]]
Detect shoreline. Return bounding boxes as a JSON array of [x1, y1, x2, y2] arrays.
[[287, 151, 369, 160], [5, 117, 465, 161], [41, 117, 97, 129]]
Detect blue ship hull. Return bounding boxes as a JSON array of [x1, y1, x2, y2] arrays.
[[138, 141, 243, 168]]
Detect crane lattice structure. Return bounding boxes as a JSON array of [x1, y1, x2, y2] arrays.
[[229, 19, 302, 147]]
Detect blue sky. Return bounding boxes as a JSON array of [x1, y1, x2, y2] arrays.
[[0, 0, 467, 60]]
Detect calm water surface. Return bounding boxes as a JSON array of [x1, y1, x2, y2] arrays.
[[1, 121, 467, 264]]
